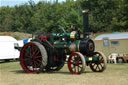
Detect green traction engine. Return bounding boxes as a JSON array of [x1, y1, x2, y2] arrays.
[[19, 10, 107, 74]]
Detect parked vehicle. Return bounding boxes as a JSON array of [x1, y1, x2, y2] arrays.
[[0, 36, 23, 61], [20, 38, 32, 44], [94, 32, 128, 62]]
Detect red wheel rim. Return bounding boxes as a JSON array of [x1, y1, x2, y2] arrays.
[[90, 52, 106, 72], [68, 53, 84, 74], [20, 42, 43, 73]]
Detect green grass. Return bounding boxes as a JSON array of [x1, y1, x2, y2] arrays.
[[0, 61, 128, 85]]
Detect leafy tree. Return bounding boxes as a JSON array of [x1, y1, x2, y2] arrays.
[[0, 0, 128, 33]]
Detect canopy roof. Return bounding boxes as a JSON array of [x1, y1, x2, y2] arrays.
[[95, 32, 128, 40]]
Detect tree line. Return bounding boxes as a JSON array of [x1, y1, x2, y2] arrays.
[[0, 0, 128, 33]]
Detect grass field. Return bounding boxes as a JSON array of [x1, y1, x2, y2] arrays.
[[0, 61, 128, 85], [0, 32, 32, 40]]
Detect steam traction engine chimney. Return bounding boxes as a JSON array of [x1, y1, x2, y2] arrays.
[[78, 9, 95, 56], [82, 9, 89, 37]]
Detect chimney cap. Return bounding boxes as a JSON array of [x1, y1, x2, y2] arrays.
[[82, 9, 89, 13]]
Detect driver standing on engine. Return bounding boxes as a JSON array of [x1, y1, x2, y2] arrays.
[[70, 25, 81, 39], [70, 25, 78, 32]]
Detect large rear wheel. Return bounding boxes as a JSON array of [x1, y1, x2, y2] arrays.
[[20, 42, 47, 73]]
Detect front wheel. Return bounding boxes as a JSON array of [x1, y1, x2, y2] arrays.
[[89, 51, 107, 72]]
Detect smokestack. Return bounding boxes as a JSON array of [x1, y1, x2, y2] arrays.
[[82, 9, 89, 37]]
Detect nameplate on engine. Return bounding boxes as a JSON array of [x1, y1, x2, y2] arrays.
[[89, 57, 92, 61]]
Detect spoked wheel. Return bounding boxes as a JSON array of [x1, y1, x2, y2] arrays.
[[46, 62, 65, 72], [89, 51, 107, 72], [45, 56, 66, 72], [46, 65, 64, 72], [68, 52, 86, 74], [20, 42, 48, 73]]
